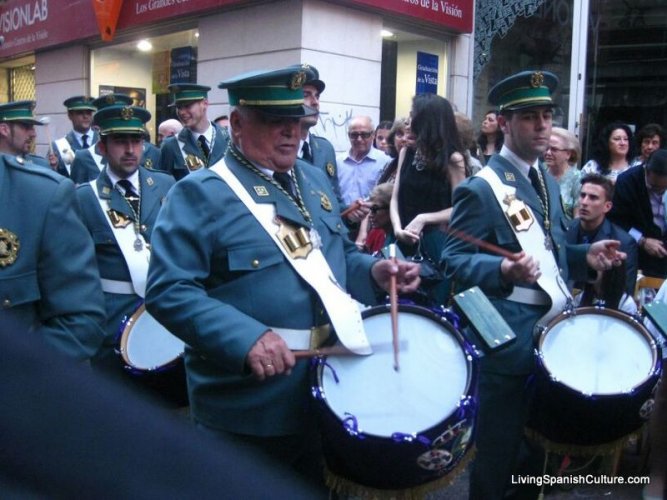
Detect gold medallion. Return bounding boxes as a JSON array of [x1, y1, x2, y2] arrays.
[[503, 194, 533, 232], [290, 71, 307, 90], [0, 229, 20, 267], [326, 162, 335, 177], [185, 154, 204, 170], [320, 192, 332, 211], [530, 71, 544, 88], [120, 106, 134, 120], [254, 186, 269, 196], [107, 209, 131, 229]]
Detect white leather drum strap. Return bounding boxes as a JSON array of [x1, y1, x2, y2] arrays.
[[88, 144, 105, 171], [90, 181, 150, 298], [210, 159, 371, 355], [55, 137, 74, 175], [477, 167, 571, 325]]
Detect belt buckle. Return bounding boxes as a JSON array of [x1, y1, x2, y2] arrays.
[[309, 324, 331, 349]]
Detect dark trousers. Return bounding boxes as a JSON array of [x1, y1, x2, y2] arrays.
[[470, 371, 535, 500]]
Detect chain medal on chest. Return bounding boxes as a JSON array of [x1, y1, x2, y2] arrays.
[[534, 167, 553, 251], [230, 146, 322, 253], [114, 182, 144, 252]]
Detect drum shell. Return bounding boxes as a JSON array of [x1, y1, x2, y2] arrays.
[[528, 307, 661, 447], [311, 304, 478, 490]]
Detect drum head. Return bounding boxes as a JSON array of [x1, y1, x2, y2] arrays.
[[121, 306, 184, 371], [541, 310, 655, 395], [320, 308, 469, 437]]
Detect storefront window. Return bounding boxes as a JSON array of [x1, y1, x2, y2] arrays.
[[90, 29, 198, 142], [473, 1, 574, 130], [582, 0, 667, 159]]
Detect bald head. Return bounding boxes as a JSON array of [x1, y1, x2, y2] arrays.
[[157, 119, 183, 145]]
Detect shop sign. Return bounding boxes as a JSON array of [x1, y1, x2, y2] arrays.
[[416, 51, 438, 95], [346, 0, 473, 33], [170, 46, 197, 84]]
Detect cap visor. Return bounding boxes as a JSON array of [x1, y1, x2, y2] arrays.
[[249, 104, 317, 118]]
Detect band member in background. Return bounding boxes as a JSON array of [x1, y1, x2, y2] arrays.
[[75, 103, 177, 402], [49, 95, 98, 177]]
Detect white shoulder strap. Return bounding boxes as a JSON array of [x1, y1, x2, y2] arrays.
[[89, 144, 104, 171], [209, 159, 372, 355], [90, 181, 150, 298], [476, 167, 571, 325]]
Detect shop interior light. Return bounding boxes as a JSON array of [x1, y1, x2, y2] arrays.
[[137, 39, 153, 52], [381, 29, 394, 38], [195, 32, 200, 38]]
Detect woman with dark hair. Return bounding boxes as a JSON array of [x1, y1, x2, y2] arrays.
[[374, 120, 393, 154], [476, 110, 504, 165], [582, 121, 634, 183], [389, 94, 468, 304]]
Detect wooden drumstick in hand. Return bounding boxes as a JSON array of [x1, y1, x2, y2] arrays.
[[389, 244, 399, 371]]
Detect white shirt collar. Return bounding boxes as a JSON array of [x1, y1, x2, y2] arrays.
[[499, 145, 539, 180], [73, 129, 92, 147], [193, 122, 213, 144], [107, 168, 140, 193]]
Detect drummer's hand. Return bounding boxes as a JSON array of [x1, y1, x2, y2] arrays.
[[246, 330, 295, 381], [500, 251, 541, 284], [371, 259, 421, 294], [587, 240, 626, 272]]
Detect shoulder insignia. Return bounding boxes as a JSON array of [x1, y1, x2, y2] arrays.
[[326, 162, 335, 177], [146, 176, 154, 186], [144, 159, 153, 169], [320, 192, 332, 211], [254, 186, 269, 196], [0, 229, 20, 267], [504, 172, 516, 182]]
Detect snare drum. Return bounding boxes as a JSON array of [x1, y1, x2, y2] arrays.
[[312, 304, 477, 493], [118, 304, 188, 407], [528, 307, 661, 448]]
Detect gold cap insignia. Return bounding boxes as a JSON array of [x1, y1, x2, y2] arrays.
[[105, 95, 116, 104], [504, 172, 516, 182], [254, 186, 269, 196], [320, 192, 332, 211], [0, 229, 20, 267], [530, 71, 544, 88], [290, 71, 307, 90], [326, 162, 335, 177], [120, 106, 134, 120]]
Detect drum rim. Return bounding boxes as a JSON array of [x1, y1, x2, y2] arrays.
[[537, 306, 660, 394], [118, 304, 184, 372], [315, 303, 477, 438]]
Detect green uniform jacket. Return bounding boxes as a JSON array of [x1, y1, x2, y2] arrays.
[[0, 153, 105, 359], [146, 148, 379, 436], [158, 124, 229, 180]]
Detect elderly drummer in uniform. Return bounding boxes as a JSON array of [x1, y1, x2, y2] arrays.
[[75, 104, 175, 395], [145, 65, 420, 486], [441, 70, 626, 499]]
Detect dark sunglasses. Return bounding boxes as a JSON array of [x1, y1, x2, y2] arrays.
[[370, 205, 388, 214], [348, 131, 372, 140]]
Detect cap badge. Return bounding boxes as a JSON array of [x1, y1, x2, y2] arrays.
[[120, 106, 134, 120], [105, 95, 116, 104], [0, 228, 20, 267], [290, 71, 307, 90], [530, 71, 544, 88]]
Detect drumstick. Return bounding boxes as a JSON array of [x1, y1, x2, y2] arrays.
[[293, 340, 408, 359], [340, 198, 362, 218], [444, 226, 521, 262], [40, 116, 54, 156], [389, 243, 399, 371]]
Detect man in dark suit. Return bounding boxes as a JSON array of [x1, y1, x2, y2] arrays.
[[610, 149, 667, 278], [442, 70, 626, 499], [48, 95, 98, 177], [567, 174, 638, 300], [158, 83, 230, 180]]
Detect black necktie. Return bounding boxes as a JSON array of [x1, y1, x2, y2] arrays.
[[528, 167, 545, 205], [117, 179, 140, 215], [274, 172, 296, 199], [197, 135, 210, 159], [301, 142, 313, 163], [81, 134, 89, 148]]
